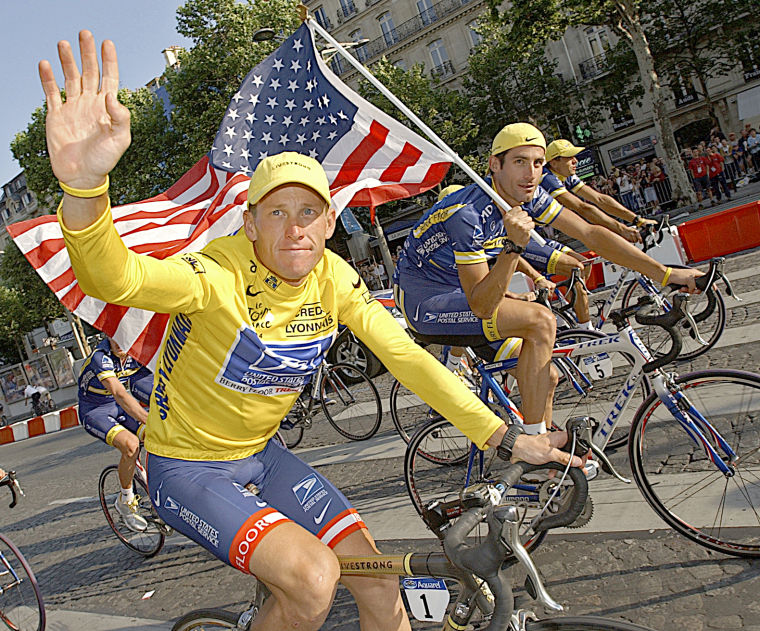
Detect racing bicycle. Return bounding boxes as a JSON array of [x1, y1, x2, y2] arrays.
[[170, 452, 659, 631], [0, 472, 46, 631]]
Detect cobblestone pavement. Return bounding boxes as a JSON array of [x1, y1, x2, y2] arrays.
[[1, 248, 759, 630]]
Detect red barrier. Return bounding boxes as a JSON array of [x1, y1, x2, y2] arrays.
[[59, 407, 80, 429], [678, 201, 760, 262], [27, 417, 46, 437], [0, 426, 14, 445]]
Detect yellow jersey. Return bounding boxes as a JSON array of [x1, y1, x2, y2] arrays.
[[60, 202, 503, 460]]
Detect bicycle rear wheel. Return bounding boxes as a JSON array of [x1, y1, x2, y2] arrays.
[[0, 534, 45, 631], [526, 615, 658, 630], [99, 465, 165, 557], [404, 418, 548, 552], [171, 608, 239, 630], [629, 369, 760, 557], [622, 280, 725, 362], [320, 363, 381, 441]]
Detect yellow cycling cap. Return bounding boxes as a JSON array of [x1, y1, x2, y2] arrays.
[[437, 184, 464, 202], [491, 123, 546, 156], [247, 151, 332, 207], [546, 139, 584, 162]]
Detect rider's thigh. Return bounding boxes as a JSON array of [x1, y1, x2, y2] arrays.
[[495, 297, 556, 341]]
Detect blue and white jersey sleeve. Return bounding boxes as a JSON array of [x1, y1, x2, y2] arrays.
[[564, 173, 585, 193], [524, 187, 563, 226], [540, 169, 568, 198], [448, 205, 488, 266]]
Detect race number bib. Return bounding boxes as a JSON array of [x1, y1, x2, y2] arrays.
[[581, 353, 612, 380], [402, 577, 449, 622]]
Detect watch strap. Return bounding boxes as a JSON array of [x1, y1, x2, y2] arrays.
[[496, 424, 525, 461]]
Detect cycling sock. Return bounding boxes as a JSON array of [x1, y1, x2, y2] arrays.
[[120, 487, 135, 504], [445, 352, 463, 372], [579, 320, 594, 330], [522, 420, 547, 435]]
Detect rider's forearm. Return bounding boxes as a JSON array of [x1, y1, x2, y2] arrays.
[[583, 225, 667, 283], [112, 390, 149, 424], [590, 191, 637, 223], [571, 200, 626, 234], [467, 251, 519, 318], [516, 257, 542, 284]]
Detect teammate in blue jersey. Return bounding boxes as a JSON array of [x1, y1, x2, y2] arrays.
[[395, 123, 702, 433], [78, 337, 153, 531]]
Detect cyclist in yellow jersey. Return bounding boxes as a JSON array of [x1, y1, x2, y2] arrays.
[[40, 31, 584, 631]]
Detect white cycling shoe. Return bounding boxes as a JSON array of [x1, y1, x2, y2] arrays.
[[114, 495, 149, 532]]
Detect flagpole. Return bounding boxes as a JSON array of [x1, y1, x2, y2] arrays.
[[305, 13, 547, 247]]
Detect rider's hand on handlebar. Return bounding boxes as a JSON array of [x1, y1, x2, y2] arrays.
[[534, 276, 556, 293], [511, 431, 586, 469], [618, 223, 642, 244], [668, 267, 704, 293]]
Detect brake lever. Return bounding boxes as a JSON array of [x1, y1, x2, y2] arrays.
[[718, 271, 742, 301], [565, 417, 631, 484], [680, 301, 709, 347]]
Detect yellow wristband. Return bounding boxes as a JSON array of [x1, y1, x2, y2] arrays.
[[661, 267, 673, 287], [59, 176, 109, 198]]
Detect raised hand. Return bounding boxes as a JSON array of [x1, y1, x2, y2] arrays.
[[39, 30, 131, 190]]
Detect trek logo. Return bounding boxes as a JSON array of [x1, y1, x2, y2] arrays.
[[246, 286, 264, 298], [292, 474, 329, 512], [164, 496, 180, 514]]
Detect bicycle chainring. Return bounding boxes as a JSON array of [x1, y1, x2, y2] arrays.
[[537, 480, 594, 529]]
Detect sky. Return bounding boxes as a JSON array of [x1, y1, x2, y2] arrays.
[[0, 1, 194, 188]]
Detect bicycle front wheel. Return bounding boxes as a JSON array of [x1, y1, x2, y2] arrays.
[[320, 363, 381, 441], [527, 615, 658, 630], [404, 418, 547, 552], [99, 465, 165, 557], [629, 369, 760, 557], [622, 280, 725, 362], [0, 534, 45, 631], [171, 608, 240, 630]]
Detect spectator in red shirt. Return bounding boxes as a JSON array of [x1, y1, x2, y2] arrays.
[[707, 145, 731, 203], [688, 147, 713, 206]]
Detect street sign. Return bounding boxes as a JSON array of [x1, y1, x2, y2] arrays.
[[340, 208, 364, 234]]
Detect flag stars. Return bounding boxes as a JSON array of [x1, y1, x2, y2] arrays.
[[258, 151, 268, 161], [261, 132, 272, 145], [248, 94, 259, 106], [306, 79, 316, 93], [279, 133, 290, 145], [287, 80, 299, 93], [222, 161, 232, 169], [227, 108, 240, 121], [299, 116, 310, 127], [251, 75, 263, 88], [290, 59, 302, 72], [320, 94, 331, 108], [292, 38, 303, 52], [272, 58, 284, 71], [243, 129, 254, 141], [245, 112, 256, 124], [282, 115, 293, 127], [284, 99, 297, 111], [328, 131, 337, 140], [240, 164, 251, 175], [311, 131, 321, 142], [267, 97, 278, 109], [240, 148, 251, 160], [264, 114, 276, 125], [303, 99, 314, 112], [328, 114, 337, 125], [296, 133, 307, 145], [232, 92, 243, 103], [308, 148, 318, 159], [223, 144, 234, 156], [316, 116, 326, 125], [337, 110, 348, 120], [269, 78, 281, 91], [224, 126, 237, 138]]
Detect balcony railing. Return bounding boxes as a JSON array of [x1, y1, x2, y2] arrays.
[[351, 0, 476, 68], [431, 60, 455, 79], [578, 53, 609, 81]]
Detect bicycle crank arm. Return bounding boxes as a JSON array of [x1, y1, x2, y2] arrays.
[[501, 511, 563, 613]]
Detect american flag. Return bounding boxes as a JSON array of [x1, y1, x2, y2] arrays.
[[8, 21, 451, 369]]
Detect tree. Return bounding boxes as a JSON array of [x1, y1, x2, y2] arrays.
[[643, 0, 757, 132], [502, 0, 697, 205], [0, 286, 35, 364]]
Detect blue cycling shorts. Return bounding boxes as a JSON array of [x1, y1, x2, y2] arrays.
[[147, 440, 366, 574], [80, 401, 142, 446], [523, 239, 571, 275], [393, 280, 521, 361]]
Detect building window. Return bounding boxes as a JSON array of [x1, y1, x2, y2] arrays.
[[417, 0, 437, 26], [314, 6, 330, 30], [584, 26, 610, 58], [22, 192, 33, 206], [330, 56, 345, 75], [378, 12, 398, 46], [671, 71, 698, 108], [428, 39, 453, 78], [393, 58, 408, 71], [339, 0, 357, 19], [467, 21, 482, 49], [738, 34, 760, 82], [350, 28, 368, 62], [610, 101, 635, 131]]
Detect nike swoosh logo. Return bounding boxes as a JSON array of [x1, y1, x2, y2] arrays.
[[525, 137, 538, 141], [352, 278, 361, 289], [247, 286, 264, 297], [314, 499, 332, 525]]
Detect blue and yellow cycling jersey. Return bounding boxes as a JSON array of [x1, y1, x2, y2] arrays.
[[540, 166, 585, 199], [394, 178, 564, 288], [60, 201, 503, 460], [78, 338, 152, 406]]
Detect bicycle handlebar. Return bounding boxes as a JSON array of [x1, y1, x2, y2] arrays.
[[640, 215, 670, 253], [441, 458, 589, 630], [0, 471, 22, 509]]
